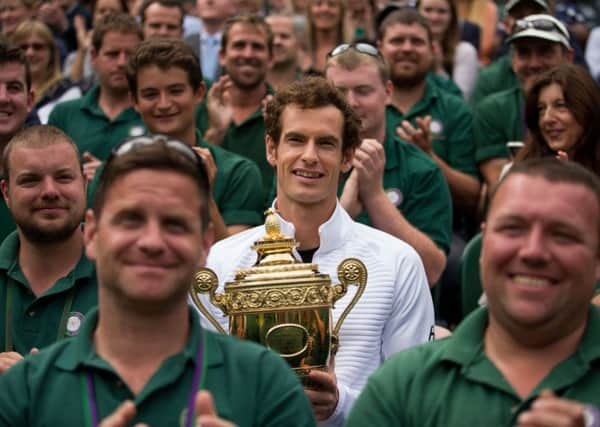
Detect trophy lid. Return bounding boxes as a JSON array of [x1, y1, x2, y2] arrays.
[[230, 209, 328, 286]]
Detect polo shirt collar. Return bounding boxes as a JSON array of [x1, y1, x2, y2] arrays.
[[55, 307, 207, 372], [80, 85, 140, 123], [231, 83, 275, 128], [0, 231, 19, 271], [271, 201, 353, 255]]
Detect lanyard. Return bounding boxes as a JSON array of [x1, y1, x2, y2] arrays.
[[4, 280, 76, 352], [82, 328, 205, 427]]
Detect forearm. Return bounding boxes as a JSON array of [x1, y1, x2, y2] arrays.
[[431, 153, 481, 215], [209, 198, 230, 242], [203, 127, 226, 146], [479, 158, 509, 190], [363, 192, 446, 285], [69, 49, 86, 82]]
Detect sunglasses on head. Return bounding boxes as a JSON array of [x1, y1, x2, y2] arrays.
[[327, 43, 384, 60], [512, 17, 568, 39]]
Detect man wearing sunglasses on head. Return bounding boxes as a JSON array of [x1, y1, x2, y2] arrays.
[[0, 135, 316, 426], [473, 14, 574, 190], [325, 40, 456, 288]]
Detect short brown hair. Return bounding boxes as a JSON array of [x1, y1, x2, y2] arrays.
[[3, 125, 81, 182], [127, 39, 203, 98], [264, 76, 361, 154], [92, 12, 143, 52], [221, 14, 274, 55], [377, 7, 433, 45], [139, 0, 184, 26], [93, 137, 211, 230]]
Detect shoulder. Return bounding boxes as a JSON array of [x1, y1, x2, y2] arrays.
[[207, 226, 263, 265], [476, 87, 520, 111]]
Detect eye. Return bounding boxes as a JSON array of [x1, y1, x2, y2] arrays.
[[163, 218, 190, 234], [114, 211, 143, 228]]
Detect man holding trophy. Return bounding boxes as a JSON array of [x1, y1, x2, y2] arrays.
[[195, 77, 435, 426]]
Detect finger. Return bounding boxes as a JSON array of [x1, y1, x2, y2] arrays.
[[517, 409, 581, 427], [195, 390, 217, 417], [98, 400, 137, 427], [415, 115, 432, 132], [29, 347, 39, 355], [401, 120, 418, 135], [306, 369, 336, 393], [396, 126, 412, 142], [83, 152, 99, 163]]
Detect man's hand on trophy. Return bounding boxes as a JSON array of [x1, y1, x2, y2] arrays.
[[304, 357, 339, 421]]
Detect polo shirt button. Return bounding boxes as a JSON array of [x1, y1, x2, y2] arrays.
[[28, 310, 35, 317]]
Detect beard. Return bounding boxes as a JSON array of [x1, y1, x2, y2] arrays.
[[17, 215, 82, 244], [390, 67, 430, 89]]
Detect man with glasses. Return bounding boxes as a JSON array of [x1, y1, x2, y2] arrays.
[[0, 135, 316, 426], [0, 126, 97, 374], [324, 41, 453, 287], [346, 158, 600, 427], [200, 77, 434, 426], [473, 14, 573, 190]]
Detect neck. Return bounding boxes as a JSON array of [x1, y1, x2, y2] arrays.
[[267, 64, 297, 90], [170, 125, 197, 147], [315, 28, 338, 45], [484, 317, 586, 398], [361, 124, 386, 144], [18, 229, 83, 297], [202, 19, 223, 35], [391, 80, 427, 114], [276, 196, 336, 250], [230, 82, 267, 108], [98, 86, 131, 121], [94, 296, 190, 394]]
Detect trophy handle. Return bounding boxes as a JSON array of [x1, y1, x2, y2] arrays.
[[332, 258, 367, 341], [190, 268, 227, 334]]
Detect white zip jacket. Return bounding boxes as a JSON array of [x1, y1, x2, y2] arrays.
[[196, 202, 435, 426]]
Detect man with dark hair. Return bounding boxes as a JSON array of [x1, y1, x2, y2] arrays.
[[126, 39, 264, 240], [139, 0, 184, 39], [347, 157, 600, 426], [200, 77, 434, 426], [0, 125, 97, 374], [266, 14, 304, 90], [48, 13, 144, 165], [0, 135, 316, 426], [0, 37, 34, 242], [197, 14, 275, 198]]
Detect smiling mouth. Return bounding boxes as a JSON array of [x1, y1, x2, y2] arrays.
[[511, 274, 555, 287], [294, 170, 324, 179]]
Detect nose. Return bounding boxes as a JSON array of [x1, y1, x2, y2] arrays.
[[0, 84, 8, 101], [518, 226, 550, 266], [40, 176, 60, 200], [345, 89, 360, 109], [117, 51, 128, 66], [301, 140, 318, 164], [540, 106, 555, 125], [157, 91, 171, 109], [138, 219, 166, 255]]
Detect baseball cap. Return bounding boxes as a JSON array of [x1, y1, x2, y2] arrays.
[[507, 14, 571, 49]]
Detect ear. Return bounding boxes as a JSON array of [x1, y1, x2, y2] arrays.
[[265, 135, 278, 167], [83, 209, 98, 262], [566, 48, 575, 64], [90, 47, 98, 66], [384, 79, 393, 103], [130, 91, 139, 113], [218, 48, 226, 68], [1, 179, 9, 207], [194, 80, 206, 106], [340, 148, 354, 173]]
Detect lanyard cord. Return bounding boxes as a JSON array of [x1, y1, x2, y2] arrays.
[[4, 281, 77, 352], [82, 327, 205, 427]]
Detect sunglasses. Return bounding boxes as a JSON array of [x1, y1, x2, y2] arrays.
[[512, 17, 569, 39], [327, 43, 384, 60], [105, 135, 210, 189]]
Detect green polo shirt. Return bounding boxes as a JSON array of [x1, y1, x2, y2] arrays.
[[471, 54, 520, 108], [347, 306, 600, 427], [86, 131, 264, 226], [195, 84, 275, 199], [0, 308, 316, 427], [340, 134, 453, 254], [426, 72, 464, 98], [0, 232, 97, 354], [48, 85, 146, 160], [473, 87, 524, 165], [386, 82, 478, 180], [194, 131, 264, 225]]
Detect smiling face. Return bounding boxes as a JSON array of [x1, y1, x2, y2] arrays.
[[418, 0, 451, 39], [266, 104, 351, 214], [481, 173, 600, 336], [0, 62, 33, 144], [537, 82, 583, 155], [133, 65, 204, 145], [309, 0, 342, 32], [18, 34, 52, 82], [266, 15, 299, 68], [2, 142, 86, 243], [0, 0, 31, 35], [220, 22, 271, 90], [379, 22, 433, 88], [511, 38, 571, 90], [85, 169, 211, 312]]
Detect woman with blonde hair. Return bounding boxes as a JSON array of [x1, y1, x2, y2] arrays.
[[456, 0, 497, 64], [12, 20, 81, 122], [304, 0, 352, 74]]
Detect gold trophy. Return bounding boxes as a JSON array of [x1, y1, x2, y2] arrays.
[[190, 209, 367, 380]]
